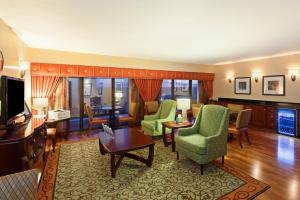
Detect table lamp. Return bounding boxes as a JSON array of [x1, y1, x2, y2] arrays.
[[177, 98, 191, 122], [115, 92, 123, 104], [33, 98, 49, 115]]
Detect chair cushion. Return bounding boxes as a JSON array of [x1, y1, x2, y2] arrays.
[[141, 120, 156, 131], [128, 102, 137, 117], [118, 116, 135, 123], [0, 169, 40, 200], [92, 118, 107, 124], [175, 134, 207, 155], [145, 101, 159, 114], [159, 100, 174, 119], [199, 105, 226, 137]]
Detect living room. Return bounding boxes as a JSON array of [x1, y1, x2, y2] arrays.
[[0, 1, 300, 200]]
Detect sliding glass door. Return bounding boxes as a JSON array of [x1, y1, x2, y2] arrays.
[[114, 78, 129, 115], [67, 76, 200, 131], [83, 78, 112, 129], [68, 78, 81, 131]]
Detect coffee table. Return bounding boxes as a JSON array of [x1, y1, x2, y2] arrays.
[[162, 121, 193, 152], [98, 128, 155, 178]]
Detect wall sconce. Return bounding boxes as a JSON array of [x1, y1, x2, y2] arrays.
[[226, 73, 234, 83], [252, 71, 261, 83], [288, 68, 299, 82]]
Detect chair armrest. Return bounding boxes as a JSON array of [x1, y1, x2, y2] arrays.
[[177, 127, 198, 136], [144, 113, 159, 121], [205, 132, 226, 152]]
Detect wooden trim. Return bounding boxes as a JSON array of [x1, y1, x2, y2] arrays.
[[30, 62, 214, 81]]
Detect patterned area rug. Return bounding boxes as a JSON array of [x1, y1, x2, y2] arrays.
[[38, 139, 270, 200]]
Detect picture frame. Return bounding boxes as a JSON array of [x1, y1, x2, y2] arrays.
[[234, 77, 251, 94], [263, 75, 285, 96], [98, 82, 103, 95], [115, 82, 123, 93], [84, 83, 92, 96]]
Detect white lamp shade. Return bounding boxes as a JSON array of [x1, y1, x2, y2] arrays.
[[33, 98, 49, 108], [115, 92, 123, 98], [176, 98, 191, 110]]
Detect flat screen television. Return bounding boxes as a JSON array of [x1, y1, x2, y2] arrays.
[[0, 76, 25, 126]]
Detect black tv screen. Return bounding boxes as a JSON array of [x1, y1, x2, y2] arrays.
[[6, 78, 25, 120]]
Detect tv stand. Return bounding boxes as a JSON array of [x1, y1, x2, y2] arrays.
[[0, 117, 47, 176]]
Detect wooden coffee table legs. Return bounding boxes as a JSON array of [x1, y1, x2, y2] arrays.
[[162, 126, 176, 152], [100, 142, 155, 178]]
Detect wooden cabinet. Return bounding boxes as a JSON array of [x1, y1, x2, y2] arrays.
[[217, 98, 300, 133], [266, 107, 277, 129], [248, 105, 266, 127], [0, 118, 46, 176]]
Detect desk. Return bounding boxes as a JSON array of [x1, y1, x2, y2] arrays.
[[162, 121, 193, 152], [0, 117, 46, 176], [33, 115, 71, 151]]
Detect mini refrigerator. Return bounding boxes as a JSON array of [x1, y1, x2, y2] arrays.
[[277, 108, 298, 137]]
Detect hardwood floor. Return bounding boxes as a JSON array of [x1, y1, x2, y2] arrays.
[[49, 127, 300, 200]]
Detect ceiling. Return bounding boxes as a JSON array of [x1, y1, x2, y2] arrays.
[[1, 0, 300, 65]]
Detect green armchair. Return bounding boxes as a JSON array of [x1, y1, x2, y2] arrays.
[[175, 105, 230, 174], [141, 99, 177, 136]]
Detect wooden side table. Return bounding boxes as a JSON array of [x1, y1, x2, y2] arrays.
[[162, 121, 193, 152]]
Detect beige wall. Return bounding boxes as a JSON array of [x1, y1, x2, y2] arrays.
[[0, 19, 31, 106], [213, 53, 300, 103], [27, 48, 214, 73], [0, 19, 27, 67]]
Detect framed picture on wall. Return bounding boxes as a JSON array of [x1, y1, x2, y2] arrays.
[[84, 83, 92, 96], [263, 75, 285, 96], [235, 77, 251, 94], [98, 82, 103, 95]]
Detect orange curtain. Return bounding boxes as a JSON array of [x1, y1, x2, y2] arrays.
[[134, 79, 163, 102], [203, 80, 213, 99], [31, 76, 61, 98], [49, 78, 69, 110], [198, 81, 208, 104]]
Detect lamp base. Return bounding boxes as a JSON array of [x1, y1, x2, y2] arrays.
[[182, 109, 188, 122]]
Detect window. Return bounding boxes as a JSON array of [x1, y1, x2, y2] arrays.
[[83, 78, 112, 129], [115, 78, 129, 114], [161, 79, 172, 100], [192, 80, 198, 103], [68, 78, 80, 131], [174, 80, 189, 99]]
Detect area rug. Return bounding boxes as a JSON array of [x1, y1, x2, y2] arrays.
[[38, 139, 270, 200]]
